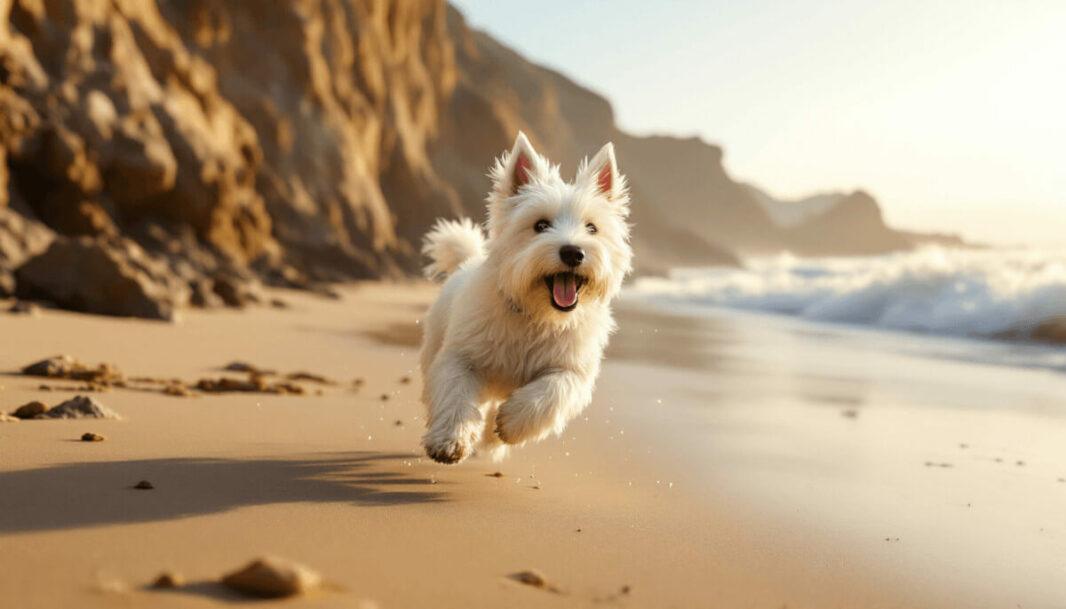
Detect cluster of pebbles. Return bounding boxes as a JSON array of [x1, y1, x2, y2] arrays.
[[2, 355, 371, 405]]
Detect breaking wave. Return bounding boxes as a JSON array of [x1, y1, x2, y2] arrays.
[[629, 247, 1066, 341]]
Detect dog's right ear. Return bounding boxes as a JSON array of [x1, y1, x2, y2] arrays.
[[493, 131, 540, 197]]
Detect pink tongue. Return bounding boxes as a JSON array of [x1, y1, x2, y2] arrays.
[[552, 274, 578, 308]]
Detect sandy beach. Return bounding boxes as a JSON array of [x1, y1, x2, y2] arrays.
[[2, 283, 1065, 609]]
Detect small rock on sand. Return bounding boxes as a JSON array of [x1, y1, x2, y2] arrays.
[[133, 480, 154, 490], [399, 375, 411, 384], [150, 571, 185, 589], [221, 557, 322, 598], [41, 395, 122, 419], [81, 432, 105, 442], [12, 401, 48, 419], [21, 355, 77, 378], [163, 383, 192, 397], [286, 371, 334, 385], [508, 570, 560, 593], [223, 361, 275, 375], [486, 471, 504, 478], [21, 355, 124, 386]]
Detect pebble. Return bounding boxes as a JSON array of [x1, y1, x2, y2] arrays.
[[150, 571, 185, 589], [81, 432, 105, 442], [12, 401, 48, 419], [41, 395, 122, 419], [133, 480, 155, 490], [221, 556, 322, 598], [508, 570, 560, 593]]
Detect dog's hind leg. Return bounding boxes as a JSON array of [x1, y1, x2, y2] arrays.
[[422, 354, 485, 464]]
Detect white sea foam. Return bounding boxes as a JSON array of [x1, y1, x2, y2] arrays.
[[629, 247, 1066, 340]]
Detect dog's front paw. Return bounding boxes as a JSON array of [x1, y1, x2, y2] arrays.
[[423, 427, 479, 464], [494, 401, 548, 446], [424, 438, 469, 464]]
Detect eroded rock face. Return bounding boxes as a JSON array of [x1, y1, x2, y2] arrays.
[[0, 206, 54, 295], [16, 236, 190, 319]]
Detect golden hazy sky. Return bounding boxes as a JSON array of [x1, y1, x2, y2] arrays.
[[453, 1, 1066, 247]]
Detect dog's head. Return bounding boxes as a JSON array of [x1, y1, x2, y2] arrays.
[[484, 132, 633, 324]]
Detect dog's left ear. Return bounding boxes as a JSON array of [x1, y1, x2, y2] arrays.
[[583, 142, 621, 200]]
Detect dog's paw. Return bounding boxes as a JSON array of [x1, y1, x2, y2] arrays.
[[494, 402, 547, 446], [424, 438, 469, 464], [423, 427, 479, 464]]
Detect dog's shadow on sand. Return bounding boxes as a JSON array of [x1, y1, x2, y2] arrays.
[[0, 451, 443, 534]]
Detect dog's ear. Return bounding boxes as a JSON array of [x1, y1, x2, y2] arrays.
[[494, 132, 540, 197], [583, 142, 621, 200]]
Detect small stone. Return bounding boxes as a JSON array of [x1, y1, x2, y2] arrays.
[[486, 471, 504, 478], [399, 375, 411, 384], [221, 557, 322, 598], [133, 480, 154, 490], [352, 378, 365, 388], [163, 383, 191, 397], [269, 298, 289, 309], [12, 401, 48, 419], [21, 355, 76, 378], [150, 571, 184, 589], [81, 432, 105, 442], [379, 394, 389, 401], [286, 371, 334, 385], [42, 395, 122, 419], [223, 361, 275, 375], [508, 570, 559, 593], [394, 419, 404, 426]]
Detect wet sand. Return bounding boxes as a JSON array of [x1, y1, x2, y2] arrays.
[[1, 284, 1064, 608]]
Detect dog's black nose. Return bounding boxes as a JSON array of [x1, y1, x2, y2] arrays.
[[559, 245, 585, 267]]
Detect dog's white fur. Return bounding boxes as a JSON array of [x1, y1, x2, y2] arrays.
[[419, 132, 633, 464]]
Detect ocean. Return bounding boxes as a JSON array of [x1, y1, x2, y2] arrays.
[[625, 246, 1066, 372]]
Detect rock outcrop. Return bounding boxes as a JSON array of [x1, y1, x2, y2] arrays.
[[16, 236, 190, 319], [0, 0, 953, 318]]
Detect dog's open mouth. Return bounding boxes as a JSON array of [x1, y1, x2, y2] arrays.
[[544, 272, 586, 312]]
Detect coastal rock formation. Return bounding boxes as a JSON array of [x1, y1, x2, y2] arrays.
[[16, 236, 190, 319], [0, 0, 950, 317]]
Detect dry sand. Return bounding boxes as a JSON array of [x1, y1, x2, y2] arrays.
[[1, 284, 1064, 608]]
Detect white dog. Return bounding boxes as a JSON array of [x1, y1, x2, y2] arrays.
[[418, 132, 633, 464]]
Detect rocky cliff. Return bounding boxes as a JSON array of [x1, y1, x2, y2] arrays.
[[0, 0, 947, 318]]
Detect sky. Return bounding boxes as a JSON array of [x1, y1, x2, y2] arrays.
[[451, 0, 1066, 247]]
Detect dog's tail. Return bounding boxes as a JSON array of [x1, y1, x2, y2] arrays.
[[421, 218, 486, 280]]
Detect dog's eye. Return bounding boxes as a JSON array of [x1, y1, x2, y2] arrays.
[[586, 223, 598, 234], [534, 219, 551, 233]]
